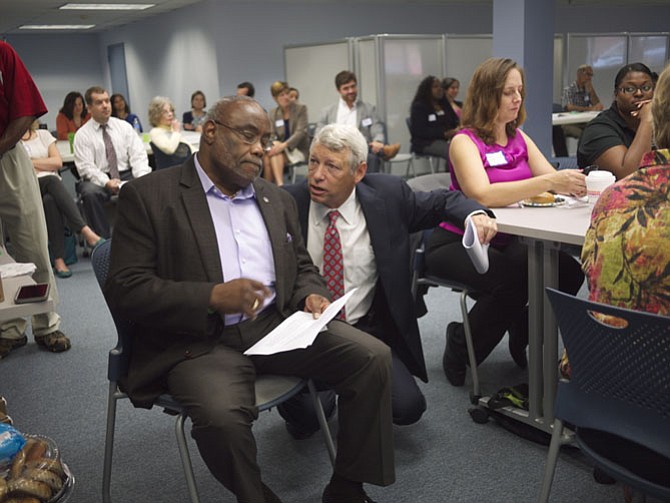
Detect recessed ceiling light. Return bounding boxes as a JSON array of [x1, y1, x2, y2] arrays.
[[19, 24, 96, 30], [59, 3, 155, 10]]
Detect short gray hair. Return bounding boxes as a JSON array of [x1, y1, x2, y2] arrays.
[[148, 96, 174, 127], [311, 123, 368, 173]]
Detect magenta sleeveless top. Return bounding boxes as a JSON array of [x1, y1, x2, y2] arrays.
[[440, 128, 531, 241]]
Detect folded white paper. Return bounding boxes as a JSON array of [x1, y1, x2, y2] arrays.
[[462, 217, 490, 274], [0, 262, 37, 279], [244, 288, 357, 356]]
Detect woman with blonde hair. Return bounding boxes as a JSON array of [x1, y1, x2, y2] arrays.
[[148, 96, 187, 155], [264, 81, 309, 186]]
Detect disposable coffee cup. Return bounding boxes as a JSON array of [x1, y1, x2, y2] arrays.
[[586, 170, 615, 204]]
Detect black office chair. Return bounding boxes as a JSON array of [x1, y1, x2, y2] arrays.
[[410, 227, 482, 403], [539, 288, 670, 502], [404, 117, 443, 177], [150, 141, 191, 170], [91, 240, 336, 503]]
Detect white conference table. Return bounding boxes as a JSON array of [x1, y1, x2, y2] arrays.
[[56, 130, 201, 164], [551, 111, 600, 126], [479, 202, 592, 433], [0, 246, 55, 322]]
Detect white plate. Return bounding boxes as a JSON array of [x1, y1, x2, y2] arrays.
[[520, 196, 566, 207]]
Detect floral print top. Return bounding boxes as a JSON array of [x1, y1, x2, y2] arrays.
[[581, 148, 670, 315], [560, 149, 670, 379]]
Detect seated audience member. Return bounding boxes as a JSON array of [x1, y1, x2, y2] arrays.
[[264, 81, 309, 186], [317, 70, 400, 173], [182, 90, 207, 132], [288, 87, 300, 103], [105, 96, 395, 503], [425, 58, 586, 386], [409, 75, 459, 160], [582, 64, 670, 315], [442, 77, 463, 118], [21, 120, 103, 278], [74, 86, 151, 238], [577, 62, 655, 179], [56, 91, 90, 140], [279, 123, 496, 437], [111, 93, 143, 132], [236, 81, 255, 97], [148, 95, 189, 156], [561, 63, 670, 394], [561, 65, 604, 137]]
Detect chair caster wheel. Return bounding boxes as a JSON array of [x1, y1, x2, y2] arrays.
[[468, 406, 489, 424], [469, 392, 481, 405]]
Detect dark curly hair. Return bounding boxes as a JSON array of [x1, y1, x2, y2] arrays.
[[58, 91, 87, 121]]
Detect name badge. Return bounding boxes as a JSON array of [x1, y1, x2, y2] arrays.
[[436, 110, 445, 116], [428, 114, 437, 122], [485, 151, 507, 167], [275, 119, 284, 127], [361, 117, 373, 127]]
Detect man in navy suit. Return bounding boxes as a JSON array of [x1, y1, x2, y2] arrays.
[[281, 123, 497, 436]]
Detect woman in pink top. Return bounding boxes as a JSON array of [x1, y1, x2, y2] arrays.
[[426, 58, 587, 387]]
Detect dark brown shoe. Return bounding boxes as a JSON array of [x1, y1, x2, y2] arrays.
[[35, 330, 71, 353]]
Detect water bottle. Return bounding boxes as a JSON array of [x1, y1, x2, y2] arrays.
[[132, 117, 141, 135]]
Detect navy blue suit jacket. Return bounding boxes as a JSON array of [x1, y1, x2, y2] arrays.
[[284, 173, 488, 382]]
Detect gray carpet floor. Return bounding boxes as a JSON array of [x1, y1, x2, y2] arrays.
[[0, 255, 631, 502]]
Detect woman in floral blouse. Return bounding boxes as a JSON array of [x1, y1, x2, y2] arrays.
[[560, 65, 670, 380]]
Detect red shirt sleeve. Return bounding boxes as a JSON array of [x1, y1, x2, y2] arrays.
[[0, 41, 48, 138]]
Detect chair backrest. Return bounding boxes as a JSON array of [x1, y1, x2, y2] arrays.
[[546, 288, 670, 459], [91, 239, 134, 383], [151, 142, 191, 170]]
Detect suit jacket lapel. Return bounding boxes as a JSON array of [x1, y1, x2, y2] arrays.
[[357, 181, 391, 276], [179, 159, 223, 283]]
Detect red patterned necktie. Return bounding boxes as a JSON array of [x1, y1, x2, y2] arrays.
[[323, 210, 345, 320]]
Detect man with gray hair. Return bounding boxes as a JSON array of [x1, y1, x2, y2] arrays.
[[281, 123, 497, 437]]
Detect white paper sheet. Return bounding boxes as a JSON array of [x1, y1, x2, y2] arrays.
[[244, 288, 356, 356], [462, 217, 490, 274], [0, 262, 36, 279]]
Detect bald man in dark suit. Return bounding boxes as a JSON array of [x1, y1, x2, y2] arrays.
[[106, 96, 393, 503]]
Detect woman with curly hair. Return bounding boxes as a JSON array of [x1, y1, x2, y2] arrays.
[[408, 75, 459, 160], [55, 91, 90, 140]]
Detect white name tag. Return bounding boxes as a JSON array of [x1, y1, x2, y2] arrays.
[[485, 151, 507, 167], [275, 119, 284, 127], [428, 114, 437, 122], [436, 110, 445, 116], [361, 117, 373, 127]]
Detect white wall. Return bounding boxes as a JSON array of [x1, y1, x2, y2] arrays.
[[5, 34, 104, 130]]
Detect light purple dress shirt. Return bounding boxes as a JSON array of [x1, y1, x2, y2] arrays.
[[194, 155, 277, 325]]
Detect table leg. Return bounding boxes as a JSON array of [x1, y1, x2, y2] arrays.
[[542, 242, 561, 426], [527, 239, 544, 423]]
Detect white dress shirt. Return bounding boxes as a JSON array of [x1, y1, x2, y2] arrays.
[[73, 116, 151, 187], [335, 98, 357, 128], [307, 188, 377, 325]]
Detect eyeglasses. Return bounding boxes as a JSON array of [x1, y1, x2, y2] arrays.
[[618, 84, 654, 95], [212, 119, 272, 151]]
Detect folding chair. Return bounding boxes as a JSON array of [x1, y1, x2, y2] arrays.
[[91, 240, 336, 503], [150, 141, 191, 170], [539, 288, 670, 502]]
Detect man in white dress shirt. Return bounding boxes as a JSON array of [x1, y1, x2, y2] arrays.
[[74, 86, 151, 238], [317, 71, 400, 173]]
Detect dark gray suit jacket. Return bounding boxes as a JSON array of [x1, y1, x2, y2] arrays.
[[285, 174, 489, 382], [106, 157, 329, 407]]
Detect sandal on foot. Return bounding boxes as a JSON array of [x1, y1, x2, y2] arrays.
[[0, 335, 28, 359], [35, 331, 71, 353]]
